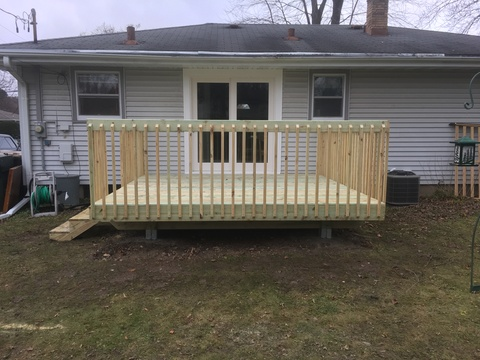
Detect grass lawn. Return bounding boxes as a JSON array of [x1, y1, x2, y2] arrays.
[[1, 198, 480, 359]]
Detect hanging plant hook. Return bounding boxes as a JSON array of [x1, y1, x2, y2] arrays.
[[465, 72, 480, 110]]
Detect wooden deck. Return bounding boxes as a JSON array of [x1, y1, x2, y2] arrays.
[[91, 174, 383, 222], [50, 119, 389, 241]]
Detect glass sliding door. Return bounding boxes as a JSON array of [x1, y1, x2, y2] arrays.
[[236, 82, 269, 163], [190, 71, 278, 174], [197, 83, 229, 163]]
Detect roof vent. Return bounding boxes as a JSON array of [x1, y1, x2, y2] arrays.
[[124, 26, 138, 45], [350, 24, 364, 30], [286, 28, 299, 41], [227, 24, 241, 29]]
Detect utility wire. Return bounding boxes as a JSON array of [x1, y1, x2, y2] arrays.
[[0, 23, 27, 42], [0, 7, 32, 33]]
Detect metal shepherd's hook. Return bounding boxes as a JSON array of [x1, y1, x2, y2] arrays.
[[466, 71, 480, 292], [465, 71, 480, 110]]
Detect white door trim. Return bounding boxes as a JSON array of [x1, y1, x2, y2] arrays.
[[183, 69, 283, 174]]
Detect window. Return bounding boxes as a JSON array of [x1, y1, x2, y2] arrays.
[[76, 72, 121, 119], [312, 75, 344, 118]]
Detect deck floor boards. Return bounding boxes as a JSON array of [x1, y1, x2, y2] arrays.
[[91, 174, 382, 222]]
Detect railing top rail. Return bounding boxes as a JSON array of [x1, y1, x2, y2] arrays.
[[87, 119, 389, 133], [449, 122, 480, 128]]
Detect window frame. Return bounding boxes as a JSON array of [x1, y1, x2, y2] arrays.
[[73, 69, 124, 121], [311, 73, 346, 120]]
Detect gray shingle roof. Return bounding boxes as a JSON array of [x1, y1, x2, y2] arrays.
[[1, 23, 480, 56]]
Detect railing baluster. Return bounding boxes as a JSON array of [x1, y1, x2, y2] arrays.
[[133, 124, 139, 219], [155, 124, 160, 219], [121, 124, 128, 219], [345, 125, 352, 218], [252, 125, 257, 219], [188, 124, 193, 219], [242, 125, 247, 219], [110, 123, 117, 220], [366, 125, 374, 217], [177, 124, 182, 219], [221, 124, 225, 219], [99, 124, 107, 220], [273, 124, 278, 219], [231, 124, 236, 219], [315, 125, 320, 219], [210, 124, 214, 218], [454, 125, 459, 196], [144, 124, 150, 220], [304, 124, 310, 218], [356, 125, 364, 218], [376, 125, 386, 218], [87, 124, 96, 219], [324, 125, 331, 219], [284, 125, 289, 219], [166, 124, 172, 219], [335, 125, 341, 219], [263, 125, 268, 218], [199, 124, 204, 218], [95, 124, 108, 220], [294, 124, 300, 219]]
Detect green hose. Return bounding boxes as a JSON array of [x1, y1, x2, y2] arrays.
[[30, 186, 53, 212]]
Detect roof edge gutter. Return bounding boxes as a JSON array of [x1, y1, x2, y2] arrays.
[[3, 56, 33, 186], [0, 48, 448, 58], [2, 50, 479, 69]]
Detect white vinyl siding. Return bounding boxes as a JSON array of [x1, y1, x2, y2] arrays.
[[348, 69, 480, 185], [29, 70, 90, 182], [282, 70, 314, 173], [125, 68, 184, 173], [27, 67, 185, 183], [125, 68, 183, 118]]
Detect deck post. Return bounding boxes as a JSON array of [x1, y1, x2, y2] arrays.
[[145, 227, 157, 240], [320, 224, 332, 239]]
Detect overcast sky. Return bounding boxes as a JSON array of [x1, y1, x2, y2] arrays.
[[0, 0, 231, 44]]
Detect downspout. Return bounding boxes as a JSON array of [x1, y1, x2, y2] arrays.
[[3, 56, 33, 206]]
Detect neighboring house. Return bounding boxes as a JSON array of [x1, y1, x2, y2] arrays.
[[1, 0, 480, 196], [0, 109, 19, 122]]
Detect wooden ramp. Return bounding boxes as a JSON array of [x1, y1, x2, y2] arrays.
[[49, 208, 98, 241]]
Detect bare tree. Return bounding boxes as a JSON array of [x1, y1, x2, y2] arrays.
[[227, 0, 352, 25], [227, 0, 427, 28], [0, 70, 18, 113], [0, 71, 16, 97], [80, 23, 141, 36], [419, 0, 480, 34]]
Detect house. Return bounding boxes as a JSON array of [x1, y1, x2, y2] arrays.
[[0, 109, 18, 122], [0, 0, 479, 239]]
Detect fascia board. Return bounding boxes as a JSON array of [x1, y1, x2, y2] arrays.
[[2, 50, 480, 69]]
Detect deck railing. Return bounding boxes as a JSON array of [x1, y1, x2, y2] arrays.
[[88, 119, 389, 222]]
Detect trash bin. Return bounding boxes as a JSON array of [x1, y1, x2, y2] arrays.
[[55, 174, 80, 206], [0, 155, 14, 209], [386, 170, 420, 205]]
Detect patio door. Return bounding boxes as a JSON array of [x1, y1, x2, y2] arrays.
[[192, 78, 273, 174]]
